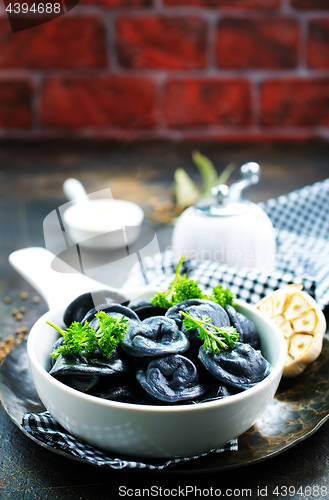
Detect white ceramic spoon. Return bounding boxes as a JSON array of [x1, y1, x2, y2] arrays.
[[9, 247, 152, 310], [63, 178, 90, 204]]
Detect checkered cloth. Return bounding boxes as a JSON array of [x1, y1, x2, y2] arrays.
[[126, 178, 329, 315], [21, 411, 237, 470], [22, 178, 329, 469]]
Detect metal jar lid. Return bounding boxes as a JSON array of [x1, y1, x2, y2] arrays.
[[194, 162, 261, 217]]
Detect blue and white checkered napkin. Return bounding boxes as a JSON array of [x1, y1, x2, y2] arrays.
[[126, 178, 329, 315], [21, 411, 237, 470], [22, 178, 329, 469]]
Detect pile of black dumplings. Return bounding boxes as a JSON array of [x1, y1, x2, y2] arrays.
[[49, 291, 272, 405]]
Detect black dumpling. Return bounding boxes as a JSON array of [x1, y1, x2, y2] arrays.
[[136, 354, 205, 403], [197, 383, 236, 404], [225, 305, 243, 336], [166, 299, 230, 346], [225, 305, 260, 350], [91, 381, 150, 404], [130, 302, 168, 321], [236, 312, 260, 350], [49, 348, 130, 393], [165, 299, 211, 329], [63, 289, 130, 327], [120, 316, 189, 357], [198, 342, 272, 391], [81, 304, 140, 332]]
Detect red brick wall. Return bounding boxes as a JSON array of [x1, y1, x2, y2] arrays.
[[1, 0, 329, 141]]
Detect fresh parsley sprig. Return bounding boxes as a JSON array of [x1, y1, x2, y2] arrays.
[[207, 284, 235, 309], [151, 254, 203, 309], [150, 255, 235, 310], [48, 311, 129, 360], [150, 292, 172, 309], [180, 310, 239, 354]]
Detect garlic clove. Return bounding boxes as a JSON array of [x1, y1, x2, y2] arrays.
[[289, 333, 313, 358], [272, 293, 289, 317], [284, 294, 313, 321], [257, 296, 273, 317], [291, 309, 317, 334], [281, 320, 294, 339], [272, 314, 285, 327]]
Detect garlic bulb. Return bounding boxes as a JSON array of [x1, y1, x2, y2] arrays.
[[256, 285, 326, 377]]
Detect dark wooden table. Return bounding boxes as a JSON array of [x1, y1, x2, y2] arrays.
[[0, 141, 329, 499]]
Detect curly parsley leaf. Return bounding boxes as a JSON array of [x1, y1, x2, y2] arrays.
[[150, 292, 173, 309], [180, 310, 239, 354], [150, 255, 203, 309], [48, 311, 129, 360], [206, 284, 235, 309], [172, 275, 203, 304], [94, 311, 129, 358]]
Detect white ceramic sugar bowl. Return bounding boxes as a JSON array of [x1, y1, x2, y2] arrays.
[[172, 163, 276, 272]]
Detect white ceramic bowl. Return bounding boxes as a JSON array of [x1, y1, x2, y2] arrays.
[[27, 291, 286, 459], [63, 199, 144, 250]]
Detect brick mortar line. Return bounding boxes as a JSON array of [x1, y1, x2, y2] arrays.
[[104, 14, 117, 70], [1, 69, 329, 79], [154, 73, 169, 131], [0, 127, 321, 134], [0, 126, 326, 134], [158, 127, 329, 136], [30, 73, 42, 132], [281, 0, 292, 14], [0, 127, 328, 139], [153, 0, 164, 10], [250, 77, 260, 129], [207, 11, 217, 71], [101, 8, 218, 22], [298, 12, 308, 70], [21, 115, 329, 136]]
